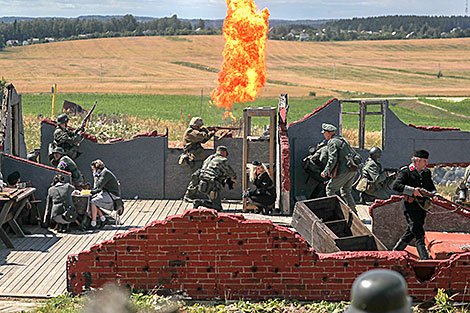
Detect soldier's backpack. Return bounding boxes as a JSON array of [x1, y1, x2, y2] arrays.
[[340, 138, 362, 172]]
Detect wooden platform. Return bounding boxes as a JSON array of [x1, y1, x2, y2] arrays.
[[0, 199, 294, 298]]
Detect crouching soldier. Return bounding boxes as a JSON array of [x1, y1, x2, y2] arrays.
[[302, 140, 328, 199], [51, 146, 85, 187], [51, 114, 83, 160], [357, 147, 394, 202], [186, 146, 236, 211]]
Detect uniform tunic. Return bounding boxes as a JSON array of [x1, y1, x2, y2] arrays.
[[56, 155, 84, 186], [196, 152, 237, 210], [304, 144, 328, 199], [362, 157, 389, 200], [322, 135, 357, 210], [47, 182, 76, 225], [183, 126, 213, 162], [53, 126, 82, 159], [393, 164, 436, 255]]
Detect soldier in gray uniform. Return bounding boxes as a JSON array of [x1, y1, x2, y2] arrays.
[[320, 123, 359, 213], [302, 140, 329, 199], [46, 174, 77, 233], [51, 146, 85, 187], [358, 147, 393, 201], [346, 269, 412, 313], [52, 114, 83, 160], [188, 146, 237, 211], [180, 117, 215, 169]]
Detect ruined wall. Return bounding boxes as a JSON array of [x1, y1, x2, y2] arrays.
[[286, 99, 344, 207], [1, 153, 71, 212], [370, 196, 470, 249], [381, 110, 470, 167], [284, 98, 470, 212], [40, 122, 271, 200], [1, 84, 27, 157], [67, 208, 470, 301]]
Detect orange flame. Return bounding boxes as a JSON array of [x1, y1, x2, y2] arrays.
[[211, 0, 270, 110], [223, 111, 237, 124]]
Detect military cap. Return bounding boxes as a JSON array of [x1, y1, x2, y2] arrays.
[[52, 146, 66, 154], [7, 171, 20, 186], [189, 117, 204, 127], [57, 114, 70, 125], [217, 145, 229, 155], [346, 269, 412, 313], [413, 150, 429, 159], [252, 160, 262, 166], [321, 123, 337, 133]]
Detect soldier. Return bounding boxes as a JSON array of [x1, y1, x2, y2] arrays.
[[320, 123, 360, 213], [46, 174, 77, 233], [52, 114, 83, 160], [346, 269, 412, 313], [51, 146, 85, 187], [180, 117, 215, 169], [302, 140, 329, 199], [357, 147, 394, 202], [186, 146, 237, 211], [392, 150, 437, 260]]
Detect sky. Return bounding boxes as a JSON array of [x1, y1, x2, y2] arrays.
[[0, 0, 468, 20]]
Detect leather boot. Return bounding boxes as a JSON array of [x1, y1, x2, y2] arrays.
[[392, 239, 408, 251], [416, 243, 430, 260]]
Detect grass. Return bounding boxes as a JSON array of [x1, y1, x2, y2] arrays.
[[2, 36, 470, 97], [21, 93, 470, 152], [420, 98, 470, 116], [23, 288, 470, 313]]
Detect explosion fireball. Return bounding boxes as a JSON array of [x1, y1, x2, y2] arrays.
[[211, 0, 270, 110]]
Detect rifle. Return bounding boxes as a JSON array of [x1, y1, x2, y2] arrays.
[[384, 168, 399, 172], [416, 188, 470, 212], [205, 126, 241, 140], [205, 126, 241, 132], [74, 101, 97, 134]]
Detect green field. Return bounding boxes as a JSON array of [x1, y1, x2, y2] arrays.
[[22, 93, 470, 131]]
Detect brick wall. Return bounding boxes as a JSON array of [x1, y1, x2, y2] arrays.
[[67, 209, 470, 301]]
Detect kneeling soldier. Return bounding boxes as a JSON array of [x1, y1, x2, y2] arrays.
[[186, 146, 236, 211]]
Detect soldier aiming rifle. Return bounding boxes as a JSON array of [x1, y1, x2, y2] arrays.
[[49, 101, 96, 161]]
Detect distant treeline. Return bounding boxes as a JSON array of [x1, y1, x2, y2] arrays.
[[0, 14, 217, 48], [3, 14, 470, 48], [269, 15, 470, 41]]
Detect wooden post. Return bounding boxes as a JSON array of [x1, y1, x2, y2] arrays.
[[51, 83, 57, 117]]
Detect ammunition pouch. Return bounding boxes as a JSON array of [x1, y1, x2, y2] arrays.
[[198, 178, 214, 195]]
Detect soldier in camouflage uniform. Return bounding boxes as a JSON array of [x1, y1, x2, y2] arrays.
[[51, 146, 85, 187], [52, 114, 83, 160], [320, 123, 358, 213], [180, 117, 215, 170], [185, 146, 237, 211]]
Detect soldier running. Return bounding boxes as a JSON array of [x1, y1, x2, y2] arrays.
[[392, 149, 437, 260], [320, 123, 359, 213]]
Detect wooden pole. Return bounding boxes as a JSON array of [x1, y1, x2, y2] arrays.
[[51, 83, 57, 117]]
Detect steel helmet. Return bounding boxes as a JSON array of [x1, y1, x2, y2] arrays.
[[57, 114, 70, 125], [369, 146, 382, 159], [190, 117, 204, 127], [346, 269, 412, 313]]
